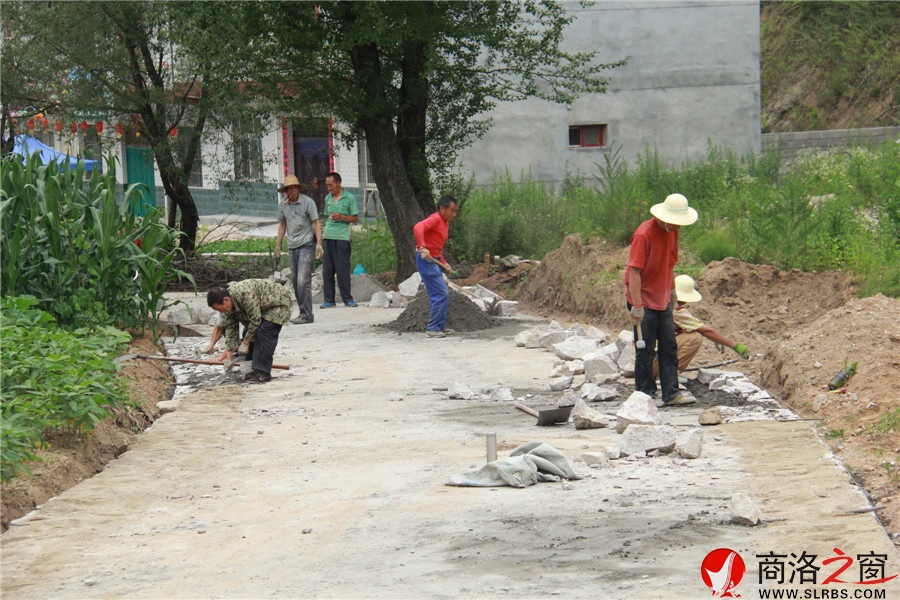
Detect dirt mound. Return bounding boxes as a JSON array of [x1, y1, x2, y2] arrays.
[[510, 232, 900, 534], [381, 287, 497, 332], [514, 234, 631, 329]]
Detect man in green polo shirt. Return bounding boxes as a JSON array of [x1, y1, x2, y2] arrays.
[[320, 171, 359, 308]]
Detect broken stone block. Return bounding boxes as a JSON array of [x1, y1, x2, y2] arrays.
[[617, 424, 677, 456], [566, 323, 587, 337], [524, 331, 545, 349], [539, 331, 571, 349], [559, 390, 580, 407], [494, 300, 518, 316], [698, 407, 724, 426], [551, 337, 598, 361], [167, 308, 193, 326], [581, 383, 600, 401], [157, 399, 179, 415], [617, 344, 635, 374], [615, 391, 659, 434], [596, 342, 622, 364], [585, 326, 608, 343], [596, 385, 620, 402], [592, 373, 620, 385], [398, 272, 423, 297], [697, 368, 724, 385], [369, 291, 393, 308], [487, 387, 514, 402], [616, 329, 634, 350], [730, 493, 761, 526], [571, 399, 610, 430], [550, 362, 575, 378], [447, 383, 477, 400], [194, 306, 216, 325], [513, 330, 531, 347], [676, 429, 704, 459], [583, 353, 619, 382], [548, 376, 574, 391], [547, 320, 565, 332], [389, 293, 408, 308], [569, 359, 584, 375], [578, 451, 609, 467], [812, 394, 827, 412], [470, 284, 501, 300]]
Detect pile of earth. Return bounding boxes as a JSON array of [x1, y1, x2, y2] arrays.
[[380, 287, 496, 333], [506, 233, 900, 539]]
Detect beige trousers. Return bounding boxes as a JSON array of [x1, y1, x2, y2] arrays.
[[652, 331, 703, 375]]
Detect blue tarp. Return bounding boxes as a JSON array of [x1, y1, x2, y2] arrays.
[[12, 134, 100, 172]]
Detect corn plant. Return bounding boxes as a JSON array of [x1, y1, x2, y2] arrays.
[[0, 152, 193, 334]]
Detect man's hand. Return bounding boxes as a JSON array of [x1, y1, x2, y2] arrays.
[[630, 306, 644, 326], [418, 247, 432, 261], [734, 343, 750, 359], [237, 341, 250, 356], [315, 244, 324, 259], [440, 261, 453, 274], [274, 245, 281, 258]]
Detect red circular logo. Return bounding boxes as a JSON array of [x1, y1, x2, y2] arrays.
[[701, 548, 746, 597]]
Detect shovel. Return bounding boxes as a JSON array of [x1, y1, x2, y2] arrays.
[[514, 402, 573, 426], [115, 354, 290, 370]]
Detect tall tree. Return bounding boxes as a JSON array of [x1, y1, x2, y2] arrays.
[[1, 1, 255, 252], [237, 1, 624, 280]]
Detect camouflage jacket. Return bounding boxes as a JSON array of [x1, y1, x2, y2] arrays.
[[222, 279, 292, 349]]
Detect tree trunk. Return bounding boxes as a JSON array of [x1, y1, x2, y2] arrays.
[[158, 173, 198, 254], [362, 119, 423, 282]]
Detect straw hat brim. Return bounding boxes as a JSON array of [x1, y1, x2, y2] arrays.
[[650, 203, 698, 226]]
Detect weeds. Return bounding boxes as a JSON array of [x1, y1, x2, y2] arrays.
[[450, 138, 900, 297]]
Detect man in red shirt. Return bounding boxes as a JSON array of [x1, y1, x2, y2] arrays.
[[413, 195, 459, 338], [625, 193, 698, 406]]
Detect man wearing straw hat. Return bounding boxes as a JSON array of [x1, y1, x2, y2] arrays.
[[275, 175, 323, 324], [653, 274, 750, 375], [625, 193, 698, 407]]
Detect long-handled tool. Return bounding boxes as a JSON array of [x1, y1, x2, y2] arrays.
[[514, 402, 573, 426], [115, 354, 290, 370]]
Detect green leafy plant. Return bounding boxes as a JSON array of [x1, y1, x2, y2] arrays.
[[0, 296, 130, 481], [0, 152, 193, 335]]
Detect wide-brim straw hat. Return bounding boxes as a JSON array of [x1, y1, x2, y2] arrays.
[[277, 175, 307, 193], [674, 274, 703, 303], [650, 193, 698, 226]]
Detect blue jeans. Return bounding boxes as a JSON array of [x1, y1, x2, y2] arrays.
[[417, 254, 448, 332], [322, 239, 354, 304], [629, 302, 679, 403], [289, 243, 315, 321]]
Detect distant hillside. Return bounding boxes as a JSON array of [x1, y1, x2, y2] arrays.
[[761, 1, 899, 133]]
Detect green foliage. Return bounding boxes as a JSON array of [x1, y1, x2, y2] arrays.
[[1, 297, 130, 481], [0, 152, 192, 334], [350, 219, 397, 275], [450, 139, 900, 297], [873, 408, 900, 435], [760, 1, 900, 131]]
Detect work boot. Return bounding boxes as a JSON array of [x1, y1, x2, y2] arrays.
[[244, 370, 272, 384], [425, 330, 446, 338], [664, 392, 697, 406]]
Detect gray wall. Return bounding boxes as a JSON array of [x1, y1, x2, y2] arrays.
[[153, 183, 379, 221], [459, 0, 761, 187], [761, 126, 900, 165]]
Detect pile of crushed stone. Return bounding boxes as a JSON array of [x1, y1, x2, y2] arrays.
[[381, 287, 497, 332]]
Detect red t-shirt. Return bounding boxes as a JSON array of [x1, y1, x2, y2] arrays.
[[624, 218, 678, 310], [413, 211, 449, 263]]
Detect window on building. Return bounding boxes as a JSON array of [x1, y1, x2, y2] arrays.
[[179, 126, 204, 187], [233, 118, 264, 181], [569, 124, 607, 148], [357, 136, 374, 186], [83, 129, 101, 161]]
